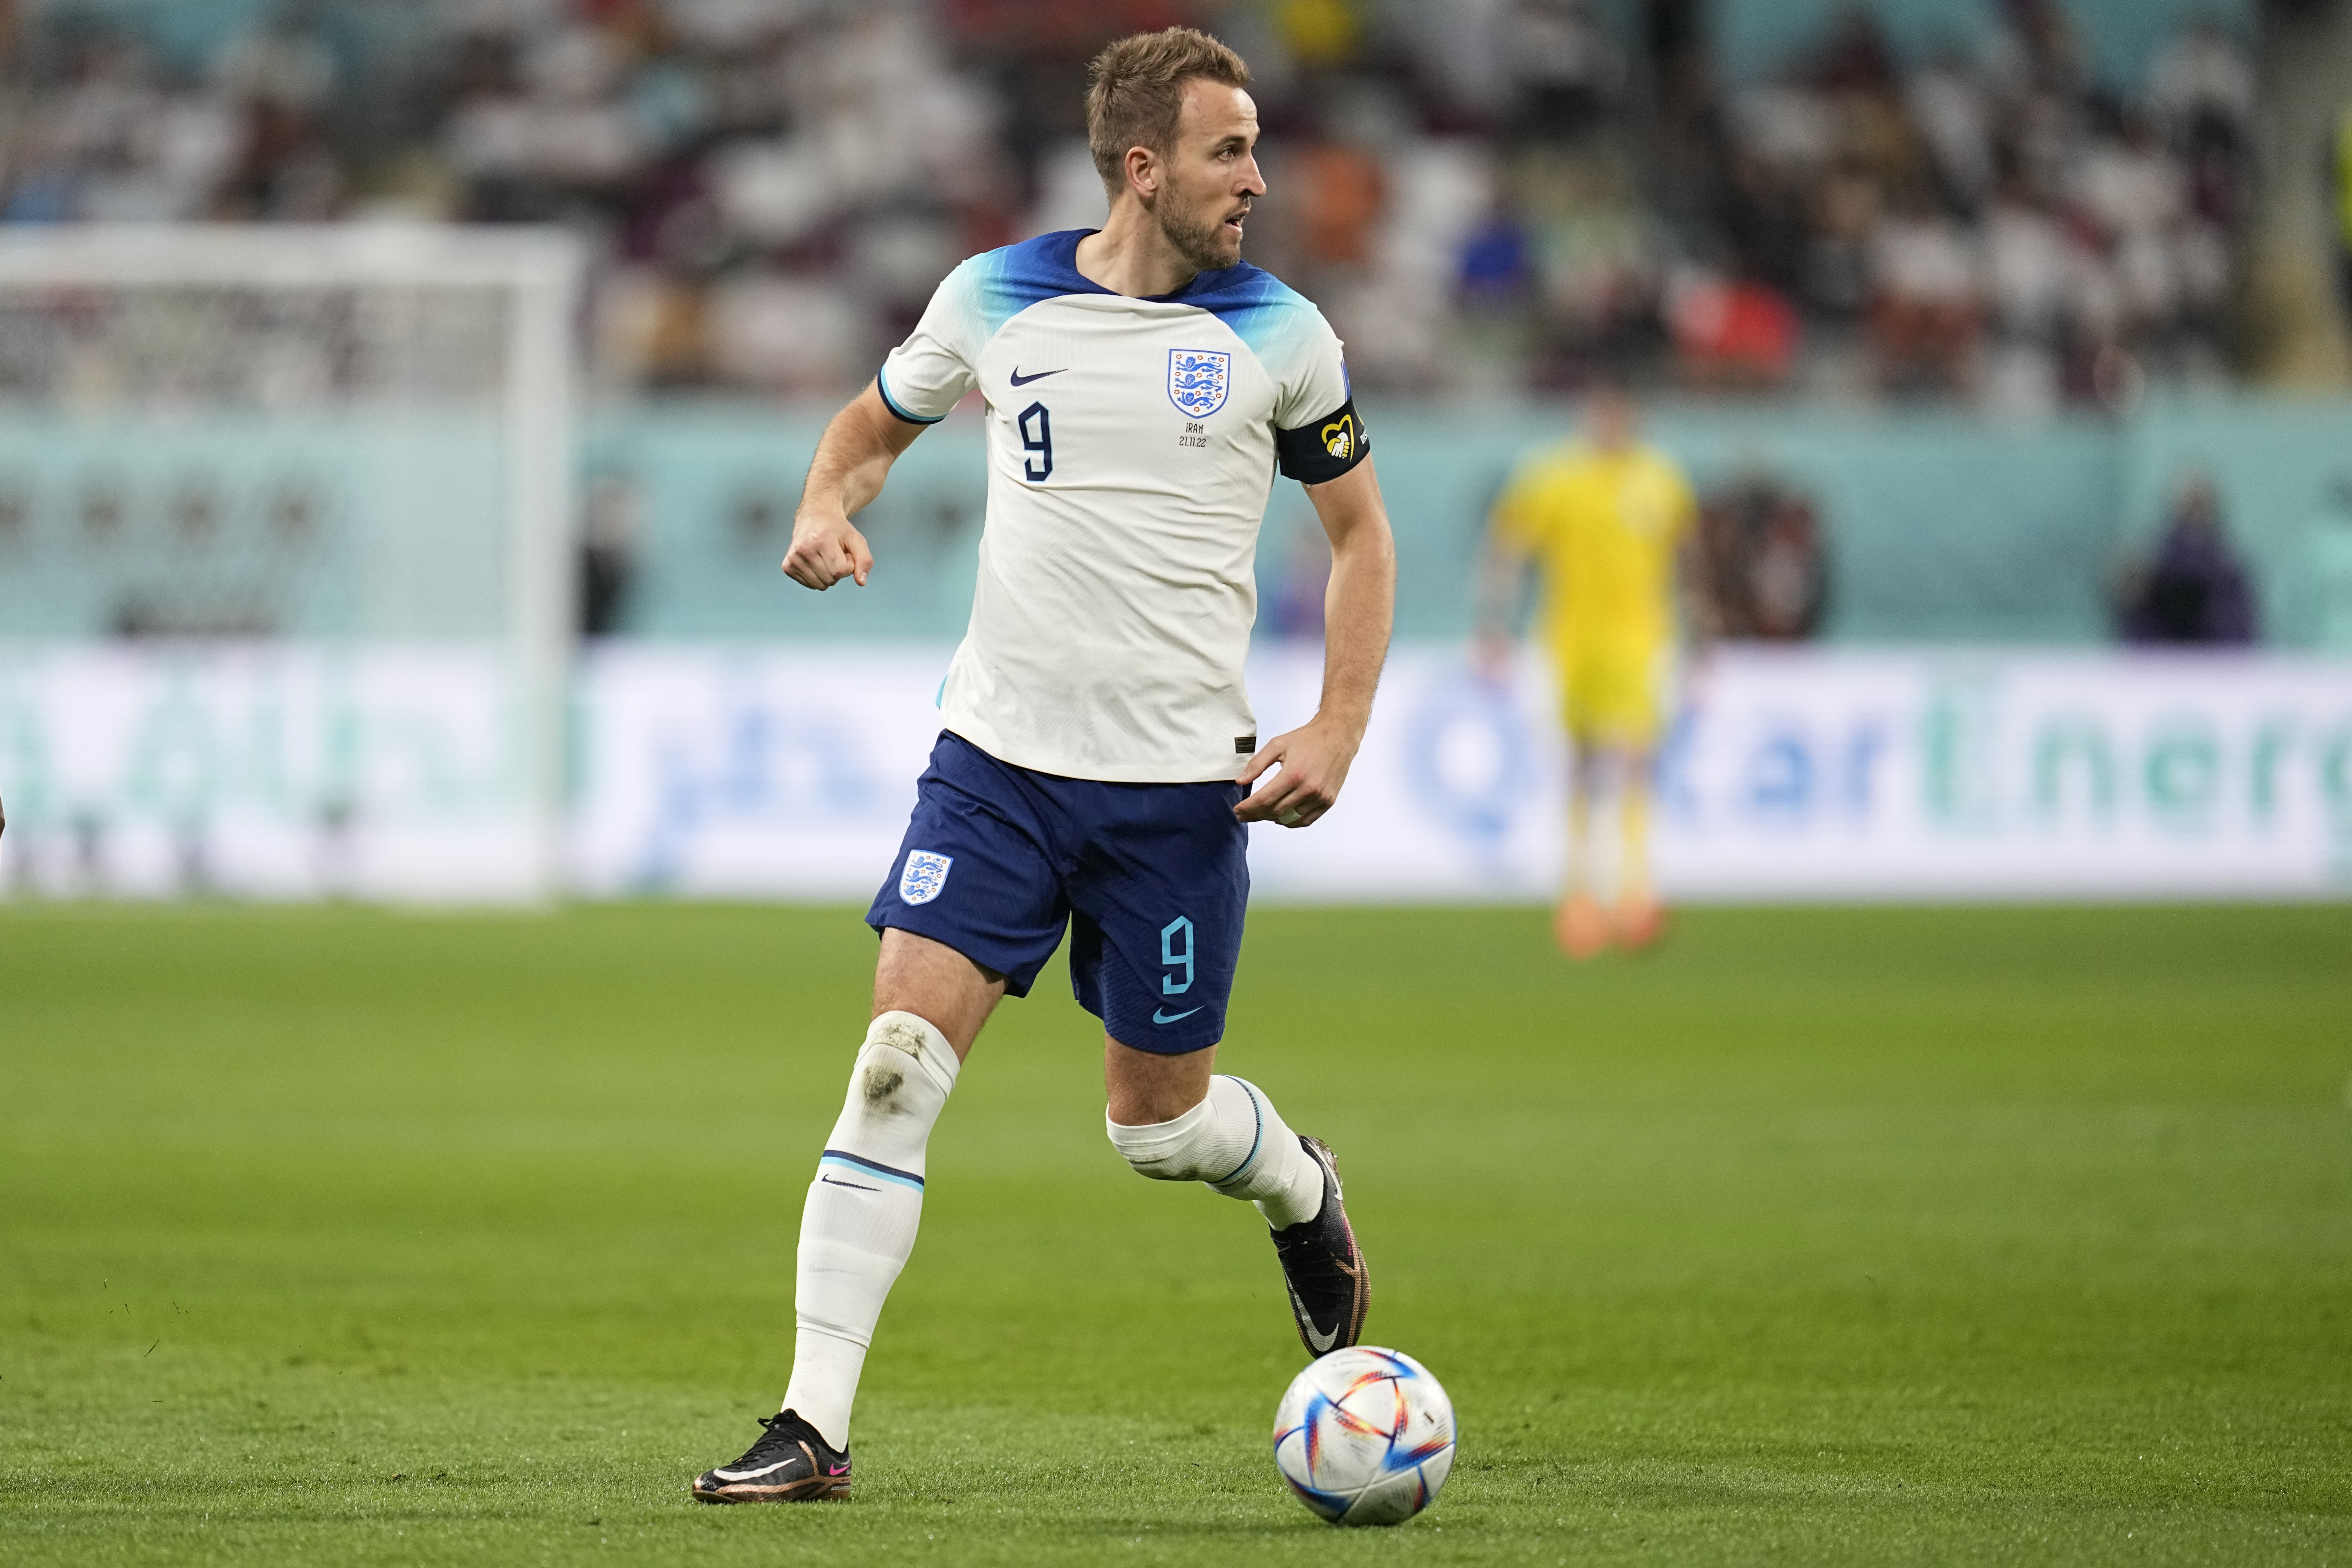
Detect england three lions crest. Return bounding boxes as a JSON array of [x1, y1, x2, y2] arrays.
[[899, 850, 953, 905], [1168, 349, 1231, 418]]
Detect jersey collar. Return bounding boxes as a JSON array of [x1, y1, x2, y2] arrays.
[[1042, 229, 1264, 306]]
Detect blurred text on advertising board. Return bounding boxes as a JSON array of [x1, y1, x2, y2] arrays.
[[3, 644, 2346, 902]]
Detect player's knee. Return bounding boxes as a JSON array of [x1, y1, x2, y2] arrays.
[[827, 1010, 959, 1169], [1104, 1074, 1256, 1184], [1105, 1104, 1211, 1181]]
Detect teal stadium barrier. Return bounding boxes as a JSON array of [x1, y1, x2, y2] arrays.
[[1703, 0, 2254, 91], [0, 413, 510, 640], [4, 397, 2348, 649], [574, 396, 2352, 649]]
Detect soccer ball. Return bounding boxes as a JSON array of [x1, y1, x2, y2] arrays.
[[1271, 1346, 1455, 1526]]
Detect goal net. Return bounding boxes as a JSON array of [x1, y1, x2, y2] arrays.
[[0, 225, 582, 901]]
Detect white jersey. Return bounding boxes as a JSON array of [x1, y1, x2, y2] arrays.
[[877, 229, 1369, 783]]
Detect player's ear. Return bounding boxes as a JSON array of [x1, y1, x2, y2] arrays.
[[1124, 143, 1156, 200]]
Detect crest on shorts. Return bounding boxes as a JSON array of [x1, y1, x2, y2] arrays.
[[899, 850, 953, 905], [1168, 349, 1231, 417]]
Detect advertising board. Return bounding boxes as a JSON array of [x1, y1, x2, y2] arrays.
[[4, 644, 2347, 901], [579, 645, 2352, 902]]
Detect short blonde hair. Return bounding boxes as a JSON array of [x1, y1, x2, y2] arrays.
[[1085, 27, 1251, 189]]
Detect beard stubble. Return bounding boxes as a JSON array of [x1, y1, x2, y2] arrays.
[[1154, 196, 1239, 274]]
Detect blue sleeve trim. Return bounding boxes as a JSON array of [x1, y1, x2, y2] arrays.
[[875, 366, 946, 425]]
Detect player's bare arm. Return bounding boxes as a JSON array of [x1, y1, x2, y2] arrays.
[[1238, 456, 1396, 830], [782, 381, 926, 590]]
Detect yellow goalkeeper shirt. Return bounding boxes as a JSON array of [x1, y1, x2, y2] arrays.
[[1493, 439, 1695, 660]]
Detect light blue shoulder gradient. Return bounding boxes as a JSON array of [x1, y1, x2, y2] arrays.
[[1188, 268, 1325, 373], [965, 232, 1091, 339]]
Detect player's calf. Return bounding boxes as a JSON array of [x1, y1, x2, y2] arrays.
[[781, 1012, 959, 1458], [1106, 1075, 1369, 1354], [1105, 1073, 1322, 1225], [690, 1012, 958, 1502]]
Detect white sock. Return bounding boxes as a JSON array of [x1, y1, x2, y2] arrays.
[[1105, 1073, 1324, 1230], [780, 1011, 958, 1450]]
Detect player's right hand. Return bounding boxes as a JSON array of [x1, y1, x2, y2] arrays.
[[782, 512, 874, 590]]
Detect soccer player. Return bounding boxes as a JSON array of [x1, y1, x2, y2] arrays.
[[691, 28, 1396, 1504], [1480, 387, 1697, 958]]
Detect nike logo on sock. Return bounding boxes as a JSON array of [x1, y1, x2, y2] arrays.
[[1009, 367, 1065, 386], [1152, 1006, 1202, 1024], [819, 1176, 880, 1192]]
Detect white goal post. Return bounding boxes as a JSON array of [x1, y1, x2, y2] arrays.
[[0, 225, 583, 901]]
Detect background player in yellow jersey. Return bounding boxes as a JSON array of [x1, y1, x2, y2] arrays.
[[1480, 386, 1701, 957]]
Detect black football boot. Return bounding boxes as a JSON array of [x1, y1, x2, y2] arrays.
[[1269, 1135, 1370, 1357], [690, 1409, 852, 1503]]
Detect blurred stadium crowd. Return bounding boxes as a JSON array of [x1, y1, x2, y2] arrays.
[[0, 0, 2262, 408]]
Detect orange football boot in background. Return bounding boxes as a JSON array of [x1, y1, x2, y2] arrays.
[[1554, 893, 1610, 959]]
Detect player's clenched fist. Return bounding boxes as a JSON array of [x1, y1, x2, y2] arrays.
[[782, 512, 874, 590]]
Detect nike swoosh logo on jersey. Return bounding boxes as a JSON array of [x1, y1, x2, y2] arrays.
[[1153, 1006, 1202, 1024], [1009, 367, 1065, 385]]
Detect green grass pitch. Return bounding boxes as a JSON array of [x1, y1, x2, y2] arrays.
[[3, 902, 2349, 1565]]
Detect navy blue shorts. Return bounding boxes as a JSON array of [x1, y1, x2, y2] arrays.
[[865, 731, 1248, 1054]]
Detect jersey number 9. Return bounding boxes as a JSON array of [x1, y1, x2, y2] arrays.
[[1018, 401, 1053, 482]]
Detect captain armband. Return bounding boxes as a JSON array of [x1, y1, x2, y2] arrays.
[[1274, 399, 1371, 485]]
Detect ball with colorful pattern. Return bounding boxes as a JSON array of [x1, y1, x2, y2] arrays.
[[1272, 1346, 1456, 1526]]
